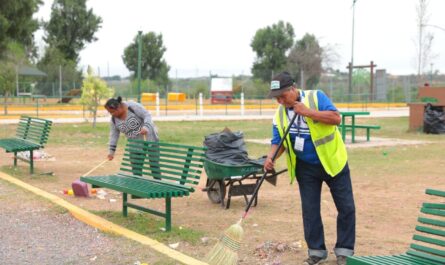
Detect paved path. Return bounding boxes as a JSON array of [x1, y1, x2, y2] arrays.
[[0, 108, 409, 124], [0, 178, 179, 265]]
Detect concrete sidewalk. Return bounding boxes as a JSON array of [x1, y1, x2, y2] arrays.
[[0, 107, 408, 124]]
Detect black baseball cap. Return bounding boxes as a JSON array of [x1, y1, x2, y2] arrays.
[[268, 71, 295, 98]]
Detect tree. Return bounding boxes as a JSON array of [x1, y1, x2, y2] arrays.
[[414, 0, 436, 81], [0, 42, 27, 114], [122, 32, 171, 88], [287, 33, 323, 90], [251, 21, 295, 82], [0, 0, 42, 59], [80, 66, 113, 127], [43, 0, 102, 62], [37, 46, 82, 96]]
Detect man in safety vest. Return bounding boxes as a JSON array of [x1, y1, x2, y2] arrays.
[[264, 71, 355, 265]]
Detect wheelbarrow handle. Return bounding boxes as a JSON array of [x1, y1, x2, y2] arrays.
[[242, 112, 298, 218]]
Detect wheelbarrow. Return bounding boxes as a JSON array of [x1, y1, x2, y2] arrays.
[[202, 158, 286, 209]]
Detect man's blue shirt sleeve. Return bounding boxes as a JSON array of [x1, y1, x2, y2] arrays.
[[271, 125, 281, 145], [317, 90, 337, 112]]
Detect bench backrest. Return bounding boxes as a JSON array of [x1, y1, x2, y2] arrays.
[[407, 189, 445, 264], [15, 116, 53, 147], [119, 139, 207, 191]]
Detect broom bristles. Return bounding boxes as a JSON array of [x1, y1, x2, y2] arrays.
[[205, 219, 244, 265]]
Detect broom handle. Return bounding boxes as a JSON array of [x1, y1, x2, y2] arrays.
[[242, 112, 298, 219], [82, 160, 108, 177]]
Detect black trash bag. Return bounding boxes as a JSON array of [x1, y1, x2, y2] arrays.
[[424, 103, 445, 134], [203, 128, 265, 165]]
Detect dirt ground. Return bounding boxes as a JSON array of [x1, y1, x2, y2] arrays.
[[0, 139, 444, 265]]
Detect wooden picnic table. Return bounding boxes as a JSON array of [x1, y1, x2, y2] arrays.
[[340, 111, 370, 143]]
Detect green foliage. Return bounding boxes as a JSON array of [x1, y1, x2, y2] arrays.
[[122, 32, 171, 88], [0, 63, 15, 96], [235, 78, 269, 98], [80, 66, 113, 127], [190, 80, 209, 98], [43, 0, 102, 62], [251, 21, 295, 82], [37, 46, 82, 91], [0, 0, 42, 59], [287, 33, 323, 90], [0, 42, 27, 114]]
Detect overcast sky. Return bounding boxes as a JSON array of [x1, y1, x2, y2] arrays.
[[35, 0, 445, 78]]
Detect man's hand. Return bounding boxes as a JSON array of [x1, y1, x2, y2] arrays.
[[140, 127, 148, 135], [264, 156, 275, 172], [293, 101, 311, 116], [107, 154, 114, 161]]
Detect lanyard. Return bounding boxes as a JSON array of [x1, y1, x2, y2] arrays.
[[285, 108, 301, 137]]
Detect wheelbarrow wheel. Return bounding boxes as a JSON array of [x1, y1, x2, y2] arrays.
[[207, 179, 226, 204]]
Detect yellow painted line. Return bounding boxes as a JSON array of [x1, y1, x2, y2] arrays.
[[0, 172, 208, 265]]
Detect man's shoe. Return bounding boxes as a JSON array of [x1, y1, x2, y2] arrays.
[[302, 256, 327, 265], [336, 255, 347, 265]]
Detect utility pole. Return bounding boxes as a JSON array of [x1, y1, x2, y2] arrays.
[[137, 31, 142, 103], [348, 0, 358, 102], [59, 65, 62, 102]]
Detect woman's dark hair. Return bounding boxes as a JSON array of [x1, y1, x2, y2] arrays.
[[104, 96, 122, 109]]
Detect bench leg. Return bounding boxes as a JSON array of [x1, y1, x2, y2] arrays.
[[123, 193, 128, 217], [14, 152, 17, 167], [366, 128, 370, 141], [29, 150, 34, 174], [165, 196, 171, 232]]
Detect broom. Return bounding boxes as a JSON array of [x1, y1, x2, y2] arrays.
[[82, 159, 109, 177], [205, 112, 298, 265]]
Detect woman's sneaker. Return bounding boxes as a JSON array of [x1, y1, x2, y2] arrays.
[[303, 256, 327, 265]]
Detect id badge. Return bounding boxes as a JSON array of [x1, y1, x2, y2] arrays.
[[294, 137, 304, 152]]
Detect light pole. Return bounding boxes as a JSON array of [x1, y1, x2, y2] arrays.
[[137, 31, 142, 103], [348, 0, 358, 102]]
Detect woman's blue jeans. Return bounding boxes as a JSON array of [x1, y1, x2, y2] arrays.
[[296, 160, 355, 259]]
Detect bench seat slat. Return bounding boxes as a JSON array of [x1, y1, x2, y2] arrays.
[[341, 124, 381, 129], [0, 138, 41, 152], [413, 234, 445, 247], [410, 243, 445, 258], [125, 147, 205, 163], [423, 203, 445, 210], [421, 208, 445, 217], [120, 161, 201, 180], [119, 167, 200, 185], [418, 217, 445, 228], [127, 144, 206, 157], [122, 155, 204, 169], [407, 249, 445, 264], [426, 189, 445, 198], [80, 175, 190, 198], [347, 254, 444, 265]]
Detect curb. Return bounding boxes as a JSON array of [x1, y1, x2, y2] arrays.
[[0, 171, 208, 265]]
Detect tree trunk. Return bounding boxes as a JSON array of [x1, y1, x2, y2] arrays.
[[92, 107, 97, 128], [3, 92, 8, 115], [92, 97, 98, 128]]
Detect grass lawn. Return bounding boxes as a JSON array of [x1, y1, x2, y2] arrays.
[[1, 117, 444, 265]]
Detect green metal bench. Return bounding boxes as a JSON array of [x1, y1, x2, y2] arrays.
[[347, 188, 445, 265], [0, 116, 52, 174], [80, 139, 206, 231], [340, 124, 381, 142]]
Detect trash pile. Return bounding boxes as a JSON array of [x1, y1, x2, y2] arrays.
[[17, 150, 55, 161]]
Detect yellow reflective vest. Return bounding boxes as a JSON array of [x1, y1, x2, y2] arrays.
[[274, 90, 347, 183]]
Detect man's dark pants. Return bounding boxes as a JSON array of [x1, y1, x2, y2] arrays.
[[296, 160, 355, 258]]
